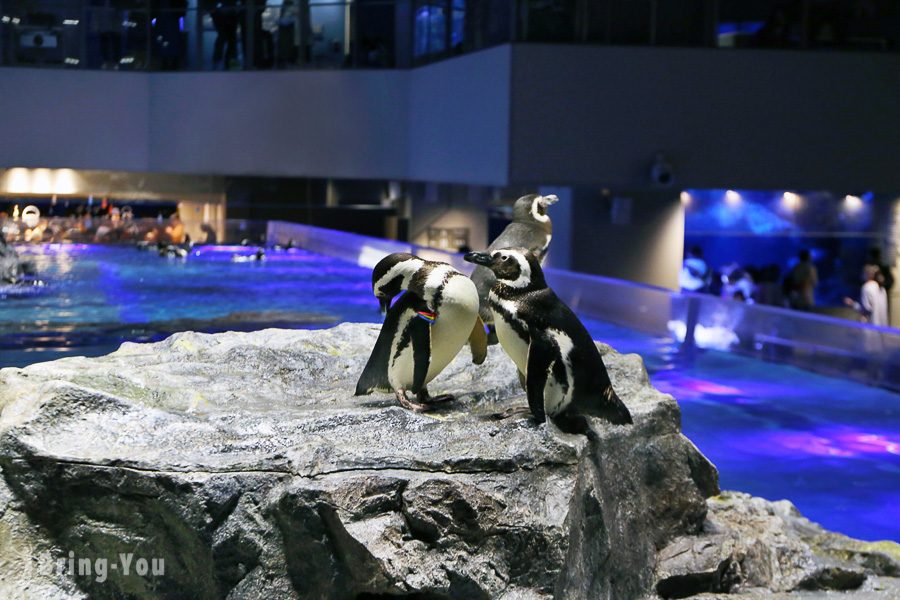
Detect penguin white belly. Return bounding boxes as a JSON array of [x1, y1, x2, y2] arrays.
[[425, 277, 479, 382], [387, 312, 417, 390], [491, 297, 530, 375]]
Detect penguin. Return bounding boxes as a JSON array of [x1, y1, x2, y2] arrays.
[[231, 248, 265, 263], [159, 244, 187, 259], [463, 247, 632, 428], [470, 194, 558, 337], [356, 252, 488, 412]]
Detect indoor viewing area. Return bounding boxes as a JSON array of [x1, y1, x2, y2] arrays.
[[0, 1, 898, 599]]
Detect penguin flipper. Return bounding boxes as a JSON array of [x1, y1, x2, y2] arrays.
[[409, 314, 432, 395], [524, 338, 554, 423], [355, 295, 419, 396], [469, 266, 496, 324], [467, 316, 488, 365]]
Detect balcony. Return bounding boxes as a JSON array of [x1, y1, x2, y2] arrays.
[[0, 0, 896, 73]]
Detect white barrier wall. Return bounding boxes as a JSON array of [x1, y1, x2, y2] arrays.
[[3, 45, 899, 191]]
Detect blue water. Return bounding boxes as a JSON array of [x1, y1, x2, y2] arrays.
[[2, 244, 898, 542]]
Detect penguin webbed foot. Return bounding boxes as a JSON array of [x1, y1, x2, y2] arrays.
[[396, 389, 432, 413], [395, 388, 455, 412]]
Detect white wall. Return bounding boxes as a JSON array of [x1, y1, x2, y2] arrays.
[[510, 45, 900, 192], [1, 44, 898, 193], [406, 46, 511, 185], [0, 45, 512, 185], [148, 70, 410, 179], [0, 70, 149, 172]]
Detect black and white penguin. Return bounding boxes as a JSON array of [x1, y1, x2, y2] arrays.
[[463, 248, 632, 427], [160, 244, 187, 259], [356, 252, 488, 412], [231, 248, 265, 263], [470, 194, 558, 334]]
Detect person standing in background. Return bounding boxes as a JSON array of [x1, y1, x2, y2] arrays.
[[786, 249, 818, 311], [845, 265, 889, 327], [204, 0, 240, 69], [864, 247, 894, 326], [680, 245, 711, 293]]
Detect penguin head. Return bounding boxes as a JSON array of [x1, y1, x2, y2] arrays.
[[512, 194, 558, 225], [464, 247, 545, 290], [372, 252, 420, 312]]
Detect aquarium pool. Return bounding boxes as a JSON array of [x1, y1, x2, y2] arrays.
[[2, 244, 898, 542]]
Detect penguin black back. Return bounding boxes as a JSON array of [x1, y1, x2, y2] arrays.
[[465, 248, 632, 427]]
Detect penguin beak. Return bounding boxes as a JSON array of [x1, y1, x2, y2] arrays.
[[464, 251, 493, 267], [378, 296, 391, 315], [541, 194, 559, 207]]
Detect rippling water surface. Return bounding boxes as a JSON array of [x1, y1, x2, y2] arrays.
[[2, 244, 898, 542]]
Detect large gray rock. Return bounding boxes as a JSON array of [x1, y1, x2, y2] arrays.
[[654, 492, 900, 598], [0, 323, 895, 599]]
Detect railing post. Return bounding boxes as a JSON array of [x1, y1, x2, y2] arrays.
[[349, 0, 357, 67], [193, 4, 203, 70], [82, 0, 90, 68], [146, 6, 152, 70], [704, 0, 719, 48], [246, 0, 256, 68]]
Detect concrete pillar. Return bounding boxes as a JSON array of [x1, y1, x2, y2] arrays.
[[569, 187, 684, 290]]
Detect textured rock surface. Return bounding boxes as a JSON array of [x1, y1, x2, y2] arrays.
[[0, 323, 895, 599], [654, 492, 900, 599]]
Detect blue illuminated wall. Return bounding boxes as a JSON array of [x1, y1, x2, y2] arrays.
[[683, 189, 885, 306]]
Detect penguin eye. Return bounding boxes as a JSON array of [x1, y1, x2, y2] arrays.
[[501, 256, 509, 262]]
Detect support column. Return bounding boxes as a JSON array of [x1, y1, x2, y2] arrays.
[[569, 187, 684, 290]]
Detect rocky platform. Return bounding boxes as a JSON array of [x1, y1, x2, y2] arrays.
[[0, 323, 897, 599]]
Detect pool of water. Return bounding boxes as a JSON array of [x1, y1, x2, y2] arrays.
[[2, 244, 898, 542]]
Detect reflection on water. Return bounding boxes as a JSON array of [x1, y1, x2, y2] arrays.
[[584, 317, 900, 543], [2, 244, 898, 542], [1, 244, 379, 362]]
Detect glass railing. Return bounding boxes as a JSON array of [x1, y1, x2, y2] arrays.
[[266, 220, 900, 392], [0, 0, 895, 73]]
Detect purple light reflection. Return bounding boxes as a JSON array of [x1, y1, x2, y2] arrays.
[[724, 428, 900, 459]]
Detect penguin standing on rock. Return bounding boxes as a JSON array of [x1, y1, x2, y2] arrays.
[[470, 194, 558, 339], [356, 253, 488, 412], [463, 248, 632, 428]]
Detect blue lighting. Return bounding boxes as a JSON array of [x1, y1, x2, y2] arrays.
[[717, 21, 765, 36], [2, 244, 897, 541]]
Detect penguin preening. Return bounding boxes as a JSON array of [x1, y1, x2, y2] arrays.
[[463, 248, 632, 428], [356, 253, 488, 412], [470, 194, 558, 335]]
